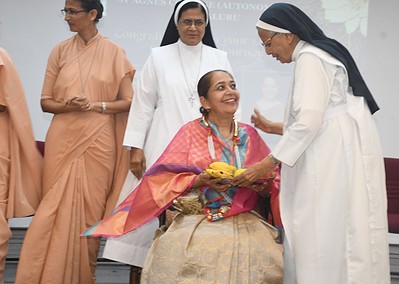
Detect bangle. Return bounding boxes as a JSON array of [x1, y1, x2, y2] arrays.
[[268, 153, 280, 166], [101, 101, 106, 113]]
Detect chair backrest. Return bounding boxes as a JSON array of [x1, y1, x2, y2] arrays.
[[384, 157, 399, 233]]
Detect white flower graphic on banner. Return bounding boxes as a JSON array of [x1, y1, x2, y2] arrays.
[[321, 0, 369, 36]]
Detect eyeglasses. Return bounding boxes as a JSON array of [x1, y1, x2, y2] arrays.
[[261, 33, 279, 48], [179, 19, 206, 28], [61, 8, 89, 16]]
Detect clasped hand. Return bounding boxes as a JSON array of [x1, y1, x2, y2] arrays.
[[64, 96, 91, 111]]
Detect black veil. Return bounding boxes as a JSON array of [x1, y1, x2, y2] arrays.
[[160, 0, 216, 48]]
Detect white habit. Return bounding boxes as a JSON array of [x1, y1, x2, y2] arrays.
[[272, 41, 390, 284]]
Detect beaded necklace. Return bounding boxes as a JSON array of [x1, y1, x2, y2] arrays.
[[201, 116, 243, 222], [202, 115, 241, 168]]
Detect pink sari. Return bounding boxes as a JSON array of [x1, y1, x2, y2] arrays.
[[84, 118, 281, 238]]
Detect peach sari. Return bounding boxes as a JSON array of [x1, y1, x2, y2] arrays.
[[0, 47, 42, 284], [15, 34, 134, 284]]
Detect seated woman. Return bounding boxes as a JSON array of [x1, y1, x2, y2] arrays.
[[84, 69, 283, 283]]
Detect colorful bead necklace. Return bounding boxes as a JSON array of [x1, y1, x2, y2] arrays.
[[201, 116, 241, 222], [201, 115, 242, 168]]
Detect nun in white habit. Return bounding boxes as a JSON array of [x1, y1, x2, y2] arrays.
[[102, 0, 234, 282], [232, 3, 390, 284]]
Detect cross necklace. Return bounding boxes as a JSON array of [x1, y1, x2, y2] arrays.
[[177, 44, 203, 108]]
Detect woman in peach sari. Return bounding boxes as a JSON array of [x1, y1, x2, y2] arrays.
[[15, 1, 135, 283], [0, 47, 42, 284]]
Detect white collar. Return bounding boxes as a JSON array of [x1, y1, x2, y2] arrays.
[[177, 39, 203, 52], [291, 40, 306, 61]]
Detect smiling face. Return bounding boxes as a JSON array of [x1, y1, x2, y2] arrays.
[[177, 7, 206, 46], [200, 71, 240, 120], [64, 0, 96, 33], [257, 28, 298, 64]]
